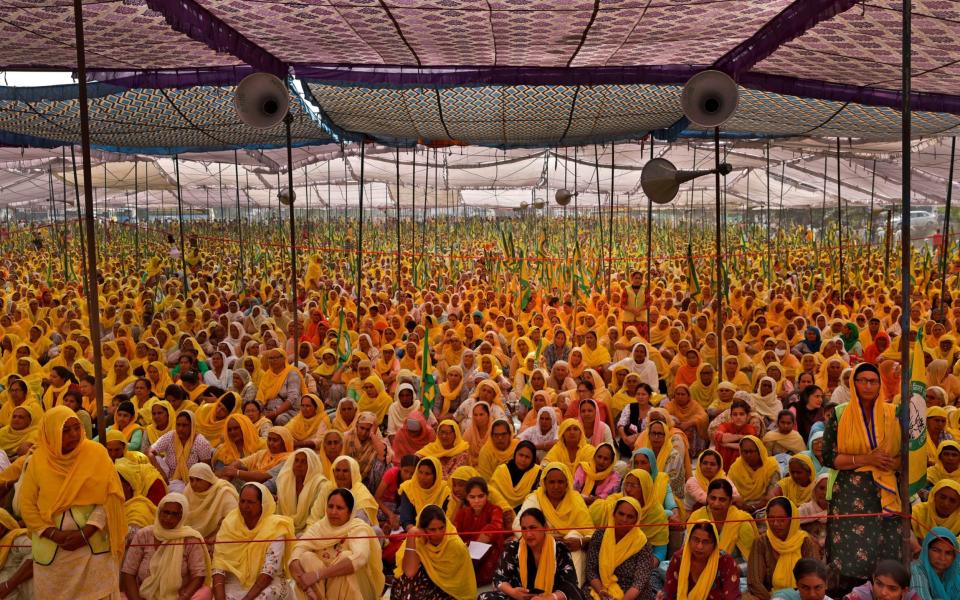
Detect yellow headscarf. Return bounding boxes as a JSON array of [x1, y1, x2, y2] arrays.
[[927, 440, 960, 487], [0, 508, 26, 570], [214, 413, 266, 466], [518, 528, 558, 593], [489, 444, 542, 510], [477, 418, 519, 479], [183, 463, 239, 538], [418, 419, 470, 459], [677, 520, 722, 600], [19, 406, 127, 562], [393, 505, 477, 600], [0, 403, 41, 456], [144, 400, 176, 446], [171, 410, 198, 482], [212, 482, 295, 588], [256, 349, 300, 402], [689, 363, 718, 410], [765, 497, 809, 591], [535, 462, 594, 537], [398, 456, 452, 514], [592, 496, 647, 600], [578, 442, 616, 497], [284, 394, 331, 443], [912, 479, 960, 539], [693, 449, 726, 496], [116, 460, 158, 528], [276, 448, 328, 532], [836, 363, 901, 512], [689, 504, 757, 558], [356, 375, 393, 424], [139, 492, 210, 600], [777, 453, 817, 506], [727, 435, 780, 502], [543, 418, 596, 473], [246, 426, 293, 472]]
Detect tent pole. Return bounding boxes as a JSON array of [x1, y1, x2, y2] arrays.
[[594, 144, 605, 287], [60, 147, 70, 280], [134, 159, 140, 272], [766, 141, 772, 287], [868, 159, 877, 259], [72, 0, 108, 446], [356, 142, 365, 325], [284, 114, 299, 364], [837, 138, 844, 291], [714, 127, 724, 371], [395, 146, 401, 296], [173, 156, 189, 296], [645, 137, 653, 338], [885, 209, 893, 286], [607, 142, 615, 300], [71, 146, 89, 298], [940, 138, 956, 306], [234, 151, 243, 282], [898, 0, 913, 565]]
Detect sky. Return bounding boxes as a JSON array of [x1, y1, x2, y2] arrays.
[[0, 71, 77, 86]]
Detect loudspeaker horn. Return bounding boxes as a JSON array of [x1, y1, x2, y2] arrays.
[[235, 73, 290, 129], [680, 70, 739, 128], [555, 189, 576, 207], [532, 200, 546, 209], [278, 188, 296, 206], [641, 158, 733, 204]]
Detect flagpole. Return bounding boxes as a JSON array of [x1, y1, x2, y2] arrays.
[[898, 0, 913, 565]]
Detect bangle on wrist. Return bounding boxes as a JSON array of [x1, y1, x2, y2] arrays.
[[852, 454, 857, 467]]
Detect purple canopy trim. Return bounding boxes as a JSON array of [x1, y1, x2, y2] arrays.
[[741, 72, 960, 116], [295, 64, 703, 88], [145, 0, 286, 78], [716, 0, 861, 76], [88, 66, 256, 89]]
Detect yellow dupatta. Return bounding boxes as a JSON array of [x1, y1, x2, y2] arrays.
[[19, 406, 127, 562], [766, 497, 809, 590], [535, 462, 594, 537], [393, 506, 477, 600], [0, 403, 40, 456], [777, 454, 816, 506], [677, 520, 722, 600], [693, 449, 726, 495], [276, 448, 328, 532], [356, 375, 393, 424], [284, 394, 331, 443], [519, 530, 558, 593], [418, 419, 470, 459], [592, 496, 647, 600], [578, 442, 616, 496], [928, 440, 960, 486], [689, 504, 757, 558], [0, 509, 26, 570], [140, 492, 210, 600], [212, 482, 295, 588], [245, 426, 293, 472], [214, 413, 266, 466], [912, 479, 960, 540], [183, 463, 239, 538], [727, 435, 780, 502], [116, 460, 158, 528], [836, 363, 901, 512], [144, 400, 176, 446], [543, 418, 596, 473], [477, 420, 519, 479], [398, 456, 452, 513]]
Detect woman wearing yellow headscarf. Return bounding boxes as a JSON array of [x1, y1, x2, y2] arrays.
[[745, 496, 819, 600], [393, 504, 476, 600], [212, 413, 266, 469], [116, 460, 158, 533], [585, 495, 654, 600], [145, 360, 174, 397], [416, 419, 471, 478], [284, 393, 331, 449], [912, 479, 960, 541], [257, 347, 304, 425], [0, 507, 32, 598], [664, 519, 741, 600], [144, 399, 176, 447], [276, 448, 328, 534], [0, 403, 40, 457], [289, 487, 385, 600], [591, 469, 669, 559], [543, 418, 596, 474], [689, 363, 719, 410], [727, 435, 780, 511], [119, 492, 210, 600], [772, 453, 817, 506], [19, 406, 126, 599], [357, 375, 393, 425], [226, 426, 294, 488], [823, 362, 902, 590], [478, 417, 519, 479], [192, 391, 239, 447], [212, 482, 295, 598], [183, 463, 239, 541], [513, 462, 594, 581], [307, 455, 379, 526], [396, 456, 452, 528]]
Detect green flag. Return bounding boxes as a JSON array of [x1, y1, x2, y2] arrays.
[[421, 333, 438, 415]]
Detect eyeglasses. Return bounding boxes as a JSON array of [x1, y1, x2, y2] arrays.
[[854, 378, 880, 386]]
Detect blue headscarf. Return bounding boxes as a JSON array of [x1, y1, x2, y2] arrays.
[[801, 326, 822, 353], [919, 527, 960, 600], [633, 446, 660, 478], [801, 425, 826, 475]]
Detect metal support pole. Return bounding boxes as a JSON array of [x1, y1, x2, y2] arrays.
[[234, 151, 244, 281], [173, 156, 189, 296], [284, 115, 299, 364], [868, 159, 877, 256], [72, 0, 107, 445], [356, 142, 365, 324], [885, 209, 893, 285], [133, 159, 140, 271], [766, 141, 772, 287], [898, 0, 913, 565], [837, 138, 844, 291], [940, 138, 956, 303], [606, 142, 615, 300], [395, 147, 402, 295], [646, 137, 653, 338], [714, 127, 724, 370], [70, 146, 89, 298]]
